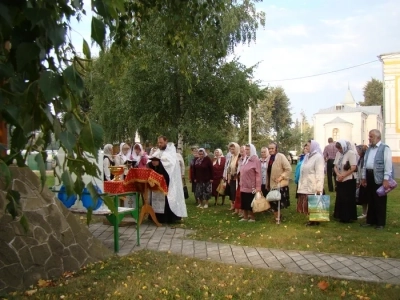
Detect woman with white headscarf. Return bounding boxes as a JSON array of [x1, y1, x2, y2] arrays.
[[297, 140, 325, 226], [265, 142, 292, 223], [103, 144, 115, 181], [238, 144, 261, 222], [333, 139, 357, 223], [114, 142, 131, 166], [212, 148, 226, 205], [131, 143, 148, 168], [193, 148, 214, 208]]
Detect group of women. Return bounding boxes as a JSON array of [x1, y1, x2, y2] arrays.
[[295, 139, 368, 226], [102, 142, 148, 181], [189, 142, 292, 223], [189, 138, 368, 225], [103, 138, 368, 226]]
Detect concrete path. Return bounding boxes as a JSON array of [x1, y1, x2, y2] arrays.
[[89, 223, 400, 285]]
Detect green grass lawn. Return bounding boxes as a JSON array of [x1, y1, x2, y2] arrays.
[[5, 250, 400, 300], [46, 169, 400, 259], [17, 171, 399, 299], [182, 174, 400, 259]]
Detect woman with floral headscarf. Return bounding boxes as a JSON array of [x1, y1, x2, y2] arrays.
[[103, 144, 115, 181], [212, 148, 226, 205], [297, 140, 325, 226], [193, 148, 213, 208], [239, 144, 261, 222], [356, 144, 369, 218], [333, 140, 357, 223]]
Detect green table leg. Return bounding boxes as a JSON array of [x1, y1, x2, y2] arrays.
[[114, 195, 119, 253], [136, 193, 140, 246]]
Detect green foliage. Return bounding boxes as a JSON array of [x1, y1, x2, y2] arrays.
[[2, 0, 262, 223], [88, 1, 265, 144], [238, 86, 292, 150], [360, 78, 383, 107]]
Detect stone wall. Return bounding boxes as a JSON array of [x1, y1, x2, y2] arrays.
[[0, 167, 112, 293]]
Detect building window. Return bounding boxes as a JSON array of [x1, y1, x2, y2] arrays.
[[333, 128, 339, 141]]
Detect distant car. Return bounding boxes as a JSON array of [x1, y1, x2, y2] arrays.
[[287, 151, 298, 165]]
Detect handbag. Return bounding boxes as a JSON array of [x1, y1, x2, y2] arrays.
[[183, 179, 189, 199], [308, 194, 330, 222], [216, 179, 226, 195], [266, 185, 281, 202], [251, 191, 271, 213], [376, 177, 398, 196]]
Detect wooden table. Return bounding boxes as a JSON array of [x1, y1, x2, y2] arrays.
[[105, 168, 168, 227]]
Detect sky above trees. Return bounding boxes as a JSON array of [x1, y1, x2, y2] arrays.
[[70, 0, 399, 121]]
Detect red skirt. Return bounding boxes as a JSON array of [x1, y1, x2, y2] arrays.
[[234, 184, 241, 209]]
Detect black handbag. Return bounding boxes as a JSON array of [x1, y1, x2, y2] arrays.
[[183, 179, 189, 199]]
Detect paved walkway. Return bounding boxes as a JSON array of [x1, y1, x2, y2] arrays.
[[89, 222, 400, 285]]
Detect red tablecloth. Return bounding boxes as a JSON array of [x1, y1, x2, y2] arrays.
[[104, 168, 168, 195]]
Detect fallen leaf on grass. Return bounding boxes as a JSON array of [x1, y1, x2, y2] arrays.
[[317, 280, 329, 291], [382, 252, 389, 259], [37, 279, 53, 288], [341, 291, 346, 297], [63, 271, 75, 278], [24, 289, 37, 296]]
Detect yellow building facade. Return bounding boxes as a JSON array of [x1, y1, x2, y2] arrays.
[[380, 52, 400, 162]]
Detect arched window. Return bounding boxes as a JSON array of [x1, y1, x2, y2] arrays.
[[333, 128, 339, 141]]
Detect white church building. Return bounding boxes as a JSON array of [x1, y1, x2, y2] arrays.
[[379, 52, 400, 162], [313, 88, 383, 147]]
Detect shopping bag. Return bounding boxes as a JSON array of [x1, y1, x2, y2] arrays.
[[266, 188, 281, 202], [251, 192, 271, 213], [308, 194, 330, 222], [376, 177, 398, 196], [216, 179, 226, 195]]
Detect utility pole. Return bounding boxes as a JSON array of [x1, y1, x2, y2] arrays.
[[248, 78, 252, 144], [248, 106, 252, 144]]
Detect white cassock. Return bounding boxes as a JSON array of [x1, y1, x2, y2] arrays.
[[159, 143, 188, 217]]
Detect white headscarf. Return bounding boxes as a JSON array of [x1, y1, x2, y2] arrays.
[[304, 140, 322, 164], [196, 148, 207, 165], [213, 148, 223, 165], [131, 143, 144, 162], [103, 144, 114, 159], [215, 148, 224, 157], [198, 147, 207, 156], [337, 139, 349, 154], [244, 143, 258, 165], [118, 142, 131, 163], [337, 139, 357, 169]]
